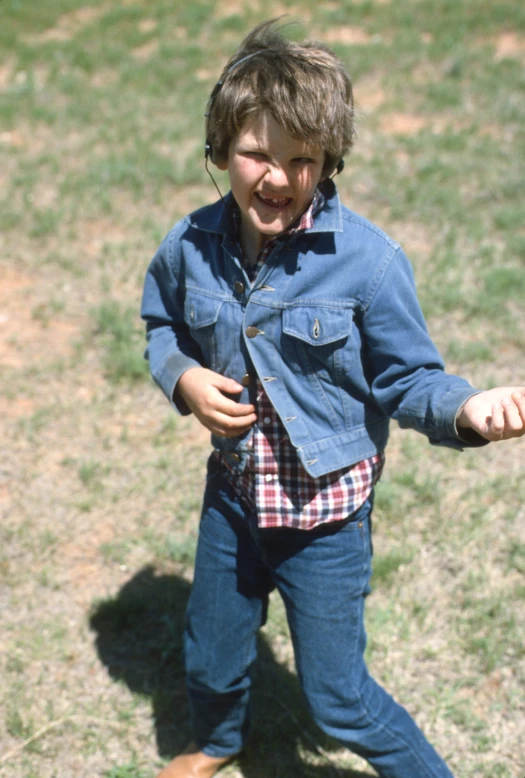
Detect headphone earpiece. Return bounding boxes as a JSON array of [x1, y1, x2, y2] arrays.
[[336, 158, 345, 175], [204, 52, 265, 167], [204, 79, 222, 162]]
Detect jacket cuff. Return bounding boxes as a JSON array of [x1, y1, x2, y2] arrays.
[[453, 391, 490, 447], [427, 389, 490, 450], [454, 425, 490, 446], [152, 352, 201, 416]]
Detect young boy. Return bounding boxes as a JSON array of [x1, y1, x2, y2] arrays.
[[141, 21, 525, 778]]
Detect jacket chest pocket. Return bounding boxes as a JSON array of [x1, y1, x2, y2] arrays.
[[282, 305, 354, 380], [184, 292, 224, 370]]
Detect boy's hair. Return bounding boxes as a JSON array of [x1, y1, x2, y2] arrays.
[[205, 20, 355, 176]]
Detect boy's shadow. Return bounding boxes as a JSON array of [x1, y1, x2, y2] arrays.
[[89, 565, 373, 778]]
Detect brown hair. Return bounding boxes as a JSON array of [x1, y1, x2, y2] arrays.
[[205, 20, 355, 176]]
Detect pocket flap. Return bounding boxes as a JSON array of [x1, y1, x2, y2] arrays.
[[282, 306, 353, 346], [184, 292, 223, 329]]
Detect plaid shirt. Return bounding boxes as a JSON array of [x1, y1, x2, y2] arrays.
[[222, 189, 385, 529]]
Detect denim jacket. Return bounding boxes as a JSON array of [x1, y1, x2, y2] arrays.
[[141, 181, 483, 478]]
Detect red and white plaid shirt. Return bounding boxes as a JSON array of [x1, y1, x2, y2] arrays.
[[222, 189, 385, 530]]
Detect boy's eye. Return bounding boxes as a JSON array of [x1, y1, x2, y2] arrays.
[[244, 151, 268, 160], [293, 157, 315, 165]]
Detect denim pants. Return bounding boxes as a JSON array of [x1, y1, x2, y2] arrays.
[[183, 457, 454, 778]]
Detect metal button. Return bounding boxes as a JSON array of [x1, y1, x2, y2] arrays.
[[245, 326, 259, 338], [234, 281, 245, 294], [241, 373, 252, 387], [230, 452, 241, 463]]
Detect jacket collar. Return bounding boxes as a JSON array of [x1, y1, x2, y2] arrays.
[[187, 178, 343, 237]]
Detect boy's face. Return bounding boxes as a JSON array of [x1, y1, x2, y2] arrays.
[[216, 111, 325, 255]]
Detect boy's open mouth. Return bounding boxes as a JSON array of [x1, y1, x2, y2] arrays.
[[255, 192, 292, 210]]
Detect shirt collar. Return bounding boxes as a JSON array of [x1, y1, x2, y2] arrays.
[[188, 177, 343, 236], [230, 185, 326, 247]]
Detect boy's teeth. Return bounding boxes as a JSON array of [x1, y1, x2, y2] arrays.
[[260, 195, 289, 205]]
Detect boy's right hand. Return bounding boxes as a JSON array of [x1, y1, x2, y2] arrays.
[[176, 367, 257, 438]]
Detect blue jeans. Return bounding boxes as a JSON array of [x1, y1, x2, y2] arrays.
[[183, 457, 454, 778]]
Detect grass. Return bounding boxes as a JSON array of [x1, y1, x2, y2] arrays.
[[91, 301, 151, 384], [1, 1, 524, 777], [105, 766, 148, 778]]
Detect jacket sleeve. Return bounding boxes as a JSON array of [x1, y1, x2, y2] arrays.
[[141, 224, 203, 414], [362, 245, 487, 449]]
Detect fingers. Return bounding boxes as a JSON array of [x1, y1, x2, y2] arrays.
[[177, 367, 244, 402], [213, 393, 255, 418], [207, 413, 258, 438], [511, 390, 525, 418], [490, 391, 525, 440], [502, 391, 525, 436], [196, 382, 256, 436], [489, 401, 505, 439], [195, 398, 256, 437], [211, 373, 245, 395], [202, 402, 257, 437]]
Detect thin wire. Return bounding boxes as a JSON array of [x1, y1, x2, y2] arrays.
[[205, 155, 225, 202], [228, 50, 266, 73]]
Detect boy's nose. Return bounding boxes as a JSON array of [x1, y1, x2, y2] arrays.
[[264, 164, 290, 188]]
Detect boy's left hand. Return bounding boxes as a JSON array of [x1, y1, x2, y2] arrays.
[[457, 387, 525, 441]]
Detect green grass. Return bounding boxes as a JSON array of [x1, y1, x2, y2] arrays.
[[91, 301, 150, 384], [104, 765, 148, 778], [372, 549, 415, 587]]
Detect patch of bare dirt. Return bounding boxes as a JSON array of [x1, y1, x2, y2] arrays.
[[357, 87, 386, 111], [58, 524, 118, 603], [264, 3, 311, 22], [31, 180, 59, 210], [390, 220, 435, 262], [195, 68, 216, 82], [479, 123, 516, 143], [168, 184, 220, 216], [0, 59, 14, 90], [0, 267, 82, 368], [90, 69, 119, 88], [22, 5, 109, 44], [0, 397, 37, 420], [0, 130, 26, 149], [356, 74, 386, 112], [214, 0, 259, 18], [326, 0, 390, 4], [75, 218, 128, 257], [0, 484, 10, 504], [1, 123, 89, 160], [323, 26, 371, 45], [138, 19, 157, 34], [131, 39, 159, 61], [379, 113, 471, 136], [493, 31, 525, 61], [380, 113, 427, 135]]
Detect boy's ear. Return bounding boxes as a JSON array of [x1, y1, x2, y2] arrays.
[[215, 158, 229, 171]]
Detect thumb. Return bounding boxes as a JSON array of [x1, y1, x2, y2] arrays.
[[211, 374, 244, 394]]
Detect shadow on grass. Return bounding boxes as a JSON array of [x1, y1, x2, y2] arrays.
[[89, 565, 373, 778]]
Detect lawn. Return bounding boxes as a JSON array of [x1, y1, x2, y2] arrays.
[[1, 1, 524, 777]]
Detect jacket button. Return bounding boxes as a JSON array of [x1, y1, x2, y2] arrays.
[[234, 281, 245, 294], [230, 452, 241, 463], [241, 373, 252, 386], [245, 326, 259, 338]]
